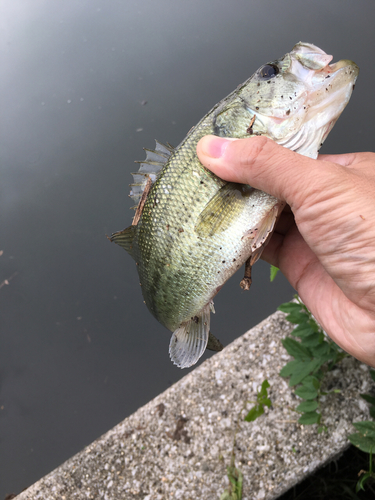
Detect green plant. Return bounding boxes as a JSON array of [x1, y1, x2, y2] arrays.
[[348, 369, 375, 492], [220, 451, 243, 500], [244, 379, 271, 422], [278, 296, 346, 428], [220, 380, 272, 499], [270, 265, 279, 282]]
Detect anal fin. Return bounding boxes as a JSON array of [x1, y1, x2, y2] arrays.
[[169, 302, 211, 368]]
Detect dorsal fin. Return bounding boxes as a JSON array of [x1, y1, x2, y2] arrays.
[[129, 140, 174, 207], [109, 225, 137, 259]]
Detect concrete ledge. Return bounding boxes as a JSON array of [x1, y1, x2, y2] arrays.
[[17, 311, 372, 500]]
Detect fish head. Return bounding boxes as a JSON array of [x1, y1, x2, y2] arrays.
[[239, 42, 359, 157]]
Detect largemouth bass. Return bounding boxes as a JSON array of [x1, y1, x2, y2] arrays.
[[110, 42, 358, 368]]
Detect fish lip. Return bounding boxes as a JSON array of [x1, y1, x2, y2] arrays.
[[328, 59, 359, 76]]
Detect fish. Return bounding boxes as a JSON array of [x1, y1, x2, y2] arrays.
[[110, 42, 359, 369]]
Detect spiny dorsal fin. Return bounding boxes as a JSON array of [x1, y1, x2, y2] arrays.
[[169, 301, 212, 368], [129, 140, 174, 206], [109, 225, 137, 259]]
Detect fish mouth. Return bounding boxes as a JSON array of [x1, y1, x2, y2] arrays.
[[278, 57, 359, 157], [328, 59, 359, 74]]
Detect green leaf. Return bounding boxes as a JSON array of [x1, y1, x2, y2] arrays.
[[308, 318, 321, 333], [299, 332, 324, 347], [258, 379, 270, 398], [309, 341, 331, 357], [356, 472, 372, 493], [298, 411, 321, 425], [349, 433, 375, 453], [353, 421, 375, 437], [280, 359, 302, 378], [295, 385, 318, 400], [282, 338, 312, 360], [301, 375, 321, 390], [257, 380, 271, 408], [296, 400, 319, 412], [370, 369, 375, 383], [285, 311, 310, 324], [360, 394, 375, 406], [244, 404, 264, 422], [278, 302, 302, 314], [370, 406, 375, 419], [291, 323, 314, 338], [289, 358, 323, 386], [270, 265, 279, 282]]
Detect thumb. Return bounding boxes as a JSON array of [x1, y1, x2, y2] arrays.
[[196, 135, 339, 211]]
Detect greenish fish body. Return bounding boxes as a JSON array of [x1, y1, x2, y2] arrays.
[[111, 42, 358, 368]]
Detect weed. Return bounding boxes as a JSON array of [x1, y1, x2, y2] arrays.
[[278, 295, 346, 429]]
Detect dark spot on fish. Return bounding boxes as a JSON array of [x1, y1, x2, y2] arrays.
[[281, 95, 283, 98], [233, 258, 236, 262], [353, 84, 356, 90], [289, 96, 292, 100], [326, 88, 328, 91], [192, 316, 199, 324], [178, 228, 184, 233], [200, 180, 204, 184], [286, 110, 290, 116], [257, 82, 260, 86], [222, 260, 226, 263], [255, 107, 259, 110], [325, 75, 331, 79], [220, 247, 222, 250], [245, 374, 249, 379], [166, 224, 170, 230]]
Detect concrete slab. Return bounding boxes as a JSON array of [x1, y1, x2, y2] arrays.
[[16, 311, 372, 500]]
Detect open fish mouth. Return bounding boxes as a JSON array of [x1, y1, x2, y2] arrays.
[[241, 42, 359, 158]]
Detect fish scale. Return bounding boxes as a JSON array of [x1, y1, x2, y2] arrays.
[[110, 42, 358, 368]]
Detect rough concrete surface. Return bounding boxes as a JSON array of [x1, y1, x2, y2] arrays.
[[16, 311, 372, 500]]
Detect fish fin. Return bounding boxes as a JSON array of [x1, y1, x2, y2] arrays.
[[195, 183, 254, 238], [109, 225, 137, 259], [242, 203, 283, 252], [169, 302, 211, 368], [206, 332, 223, 352], [130, 140, 174, 205]]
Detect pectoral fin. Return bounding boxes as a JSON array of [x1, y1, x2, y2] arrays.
[[109, 225, 137, 259], [195, 183, 254, 238], [242, 203, 283, 252], [169, 302, 211, 368]]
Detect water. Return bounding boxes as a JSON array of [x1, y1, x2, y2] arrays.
[[1, 0, 374, 496]]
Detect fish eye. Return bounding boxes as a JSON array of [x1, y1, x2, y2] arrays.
[[258, 64, 279, 79]]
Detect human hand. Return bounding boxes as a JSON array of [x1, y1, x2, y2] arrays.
[[197, 135, 375, 367]]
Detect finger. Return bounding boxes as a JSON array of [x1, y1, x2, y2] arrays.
[[197, 135, 343, 210], [318, 151, 375, 170], [318, 152, 362, 167]]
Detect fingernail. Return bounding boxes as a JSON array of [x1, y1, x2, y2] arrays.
[[201, 136, 236, 158]]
